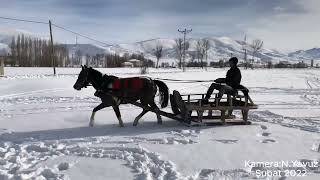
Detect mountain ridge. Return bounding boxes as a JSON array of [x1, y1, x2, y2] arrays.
[[0, 29, 318, 63]]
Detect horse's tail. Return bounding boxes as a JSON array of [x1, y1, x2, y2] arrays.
[[153, 80, 169, 108]]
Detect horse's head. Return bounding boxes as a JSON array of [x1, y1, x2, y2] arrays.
[[73, 65, 90, 90]]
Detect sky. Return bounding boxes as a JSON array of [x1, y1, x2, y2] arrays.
[[0, 0, 319, 52]]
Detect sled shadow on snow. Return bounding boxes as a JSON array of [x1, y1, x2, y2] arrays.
[[0, 120, 213, 144]]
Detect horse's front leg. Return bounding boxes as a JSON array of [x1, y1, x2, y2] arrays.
[[90, 103, 107, 127], [112, 100, 124, 127]]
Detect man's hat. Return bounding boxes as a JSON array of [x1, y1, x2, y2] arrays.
[[229, 57, 238, 64]]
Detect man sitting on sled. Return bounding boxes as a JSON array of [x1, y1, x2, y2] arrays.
[[202, 57, 247, 104]]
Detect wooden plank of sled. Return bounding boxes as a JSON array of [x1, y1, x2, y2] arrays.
[[201, 120, 252, 126], [185, 105, 256, 111], [173, 90, 192, 123], [190, 115, 236, 120]]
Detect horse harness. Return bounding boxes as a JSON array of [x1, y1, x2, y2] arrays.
[[96, 75, 145, 99]]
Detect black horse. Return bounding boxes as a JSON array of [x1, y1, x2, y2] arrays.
[[73, 65, 169, 127]]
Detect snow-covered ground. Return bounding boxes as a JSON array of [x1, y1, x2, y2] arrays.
[[0, 67, 319, 180]]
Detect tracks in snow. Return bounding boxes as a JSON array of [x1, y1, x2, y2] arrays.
[[0, 129, 253, 180], [302, 73, 320, 105], [250, 110, 320, 134], [1, 133, 319, 180]]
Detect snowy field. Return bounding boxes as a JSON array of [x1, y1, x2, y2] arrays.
[[0, 67, 320, 180]]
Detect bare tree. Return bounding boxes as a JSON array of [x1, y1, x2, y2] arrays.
[[189, 51, 196, 63], [196, 39, 204, 68], [175, 38, 183, 68], [202, 39, 211, 70], [183, 41, 190, 69], [75, 49, 82, 66], [174, 38, 190, 69], [242, 35, 248, 69], [154, 44, 163, 68], [85, 54, 90, 66], [250, 39, 263, 67]]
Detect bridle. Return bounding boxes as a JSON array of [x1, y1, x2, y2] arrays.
[[80, 69, 92, 88]]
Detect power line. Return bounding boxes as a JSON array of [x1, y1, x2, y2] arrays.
[[0, 16, 112, 47], [0, 16, 48, 25], [155, 78, 214, 83], [52, 23, 111, 47]]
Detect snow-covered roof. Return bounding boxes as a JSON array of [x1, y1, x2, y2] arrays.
[[122, 62, 134, 65], [129, 59, 141, 62], [279, 61, 291, 64]]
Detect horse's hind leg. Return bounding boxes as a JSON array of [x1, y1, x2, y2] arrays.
[[133, 99, 149, 126], [133, 109, 148, 126], [112, 104, 124, 127], [90, 103, 107, 127], [149, 101, 162, 124]]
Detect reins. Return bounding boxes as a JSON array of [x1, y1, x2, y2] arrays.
[[154, 78, 215, 83]]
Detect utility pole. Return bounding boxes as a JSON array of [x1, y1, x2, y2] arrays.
[[49, 20, 56, 75], [243, 35, 248, 69], [178, 28, 192, 71]]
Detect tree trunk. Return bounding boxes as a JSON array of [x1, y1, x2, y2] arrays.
[[156, 58, 159, 68]]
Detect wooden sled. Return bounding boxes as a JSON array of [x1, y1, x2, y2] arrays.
[[170, 88, 258, 126]]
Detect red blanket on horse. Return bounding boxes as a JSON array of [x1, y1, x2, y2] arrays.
[[111, 77, 144, 96]]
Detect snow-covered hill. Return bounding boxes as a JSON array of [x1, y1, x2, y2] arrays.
[[0, 28, 317, 63], [0, 28, 38, 45], [289, 48, 320, 60], [103, 37, 290, 63], [64, 44, 106, 56]]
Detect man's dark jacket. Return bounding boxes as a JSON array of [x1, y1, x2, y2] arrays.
[[225, 67, 241, 88]]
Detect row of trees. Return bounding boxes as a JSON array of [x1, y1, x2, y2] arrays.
[[6, 34, 154, 68], [5, 33, 265, 69], [9, 34, 69, 67], [153, 38, 211, 69], [268, 61, 310, 69], [152, 36, 264, 70], [242, 36, 264, 69], [72, 51, 154, 68]]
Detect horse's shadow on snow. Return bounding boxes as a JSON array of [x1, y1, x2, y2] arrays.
[[0, 120, 212, 144]]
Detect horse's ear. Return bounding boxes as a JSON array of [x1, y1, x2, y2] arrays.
[[81, 65, 84, 69]]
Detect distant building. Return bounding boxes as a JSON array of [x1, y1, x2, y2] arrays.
[[121, 61, 134, 68], [161, 62, 170, 68], [0, 56, 4, 76], [128, 59, 143, 67], [253, 60, 267, 68], [277, 61, 292, 68], [0, 51, 10, 76]]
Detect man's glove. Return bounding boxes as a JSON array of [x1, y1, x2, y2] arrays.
[[214, 78, 225, 83]]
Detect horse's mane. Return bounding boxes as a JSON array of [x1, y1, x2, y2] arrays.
[[89, 67, 118, 81], [88, 68, 103, 78]]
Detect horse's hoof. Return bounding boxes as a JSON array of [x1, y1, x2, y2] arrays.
[[133, 123, 138, 126]]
